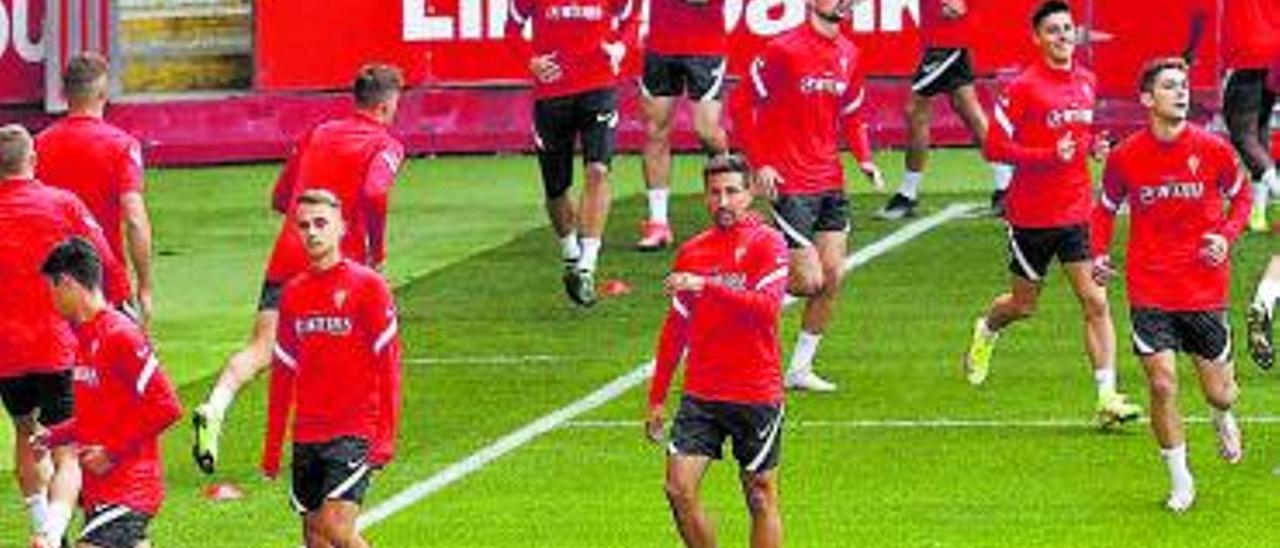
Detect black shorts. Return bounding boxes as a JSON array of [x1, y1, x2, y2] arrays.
[[641, 52, 727, 102], [911, 48, 976, 97], [534, 88, 618, 167], [291, 436, 373, 514], [79, 504, 152, 548], [258, 279, 284, 311], [1006, 224, 1090, 282], [0, 371, 73, 426], [771, 191, 850, 249], [1130, 308, 1232, 363], [669, 395, 784, 473]]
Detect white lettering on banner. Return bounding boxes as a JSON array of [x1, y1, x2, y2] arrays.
[[12, 0, 41, 62], [0, 4, 9, 60], [402, 0, 921, 42]]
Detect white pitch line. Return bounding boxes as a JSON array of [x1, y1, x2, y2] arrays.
[[355, 202, 980, 532], [405, 355, 564, 365], [562, 416, 1280, 430]]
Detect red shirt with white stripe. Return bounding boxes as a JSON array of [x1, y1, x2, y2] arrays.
[[1222, 0, 1280, 70], [731, 22, 873, 195], [506, 0, 641, 100], [987, 60, 1099, 228], [36, 114, 145, 269], [0, 178, 128, 378], [648, 215, 788, 407], [918, 0, 980, 49], [262, 259, 402, 476], [1091, 125, 1249, 311], [264, 113, 403, 284], [48, 308, 182, 515], [646, 0, 727, 57]]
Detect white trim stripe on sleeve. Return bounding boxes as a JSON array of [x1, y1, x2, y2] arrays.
[[135, 354, 159, 395], [274, 343, 298, 370], [671, 296, 689, 318], [840, 86, 866, 116], [754, 266, 789, 291], [750, 59, 769, 99], [508, 0, 527, 25], [1225, 172, 1245, 198], [993, 103, 1014, 138], [374, 317, 399, 355], [1100, 191, 1120, 213]]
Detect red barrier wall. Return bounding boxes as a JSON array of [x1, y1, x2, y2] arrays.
[[0, 0, 46, 104]]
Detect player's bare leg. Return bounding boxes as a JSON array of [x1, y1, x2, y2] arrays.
[[562, 162, 612, 306], [1247, 255, 1280, 369], [640, 96, 677, 250], [1141, 351, 1194, 511], [665, 455, 717, 548], [15, 413, 77, 544], [786, 231, 845, 392], [693, 99, 728, 155], [964, 275, 1039, 385], [949, 84, 1011, 215], [1064, 261, 1140, 426], [740, 469, 782, 548], [880, 94, 931, 220], [1191, 353, 1241, 464], [194, 310, 278, 474], [308, 501, 367, 548]]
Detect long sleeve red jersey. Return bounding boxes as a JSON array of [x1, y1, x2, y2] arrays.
[[731, 22, 873, 195], [918, 0, 981, 49], [36, 115, 145, 270], [506, 0, 640, 100], [48, 308, 182, 515], [646, 0, 728, 57], [264, 113, 404, 284], [648, 216, 789, 407], [1091, 125, 1249, 311], [262, 259, 402, 477], [1222, 0, 1280, 70], [987, 60, 1099, 228], [0, 178, 128, 378]]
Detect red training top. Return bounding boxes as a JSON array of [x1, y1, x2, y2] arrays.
[[646, 0, 728, 57], [918, 0, 981, 49], [505, 0, 641, 99]]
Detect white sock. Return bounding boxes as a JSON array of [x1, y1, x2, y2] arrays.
[[1211, 407, 1237, 430], [1253, 183, 1269, 213], [1160, 443, 1194, 493], [992, 163, 1013, 191], [43, 501, 72, 542], [206, 385, 235, 419], [25, 492, 48, 534], [560, 232, 581, 263], [647, 188, 670, 224], [1094, 367, 1117, 398], [1264, 167, 1279, 195], [978, 317, 999, 340], [788, 331, 822, 374], [1255, 278, 1280, 315], [898, 171, 923, 200], [578, 238, 601, 273]]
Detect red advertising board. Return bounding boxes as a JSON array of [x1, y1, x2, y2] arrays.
[[0, 0, 46, 105]]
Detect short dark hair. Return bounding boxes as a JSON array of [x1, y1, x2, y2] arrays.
[[63, 52, 109, 101], [703, 153, 750, 181], [0, 124, 33, 177], [42, 237, 103, 290], [1139, 57, 1188, 93], [1032, 0, 1071, 29], [354, 64, 404, 109], [296, 188, 342, 209]]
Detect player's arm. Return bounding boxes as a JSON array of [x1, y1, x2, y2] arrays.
[[262, 294, 299, 478], [116, 141, 154, 325], [1213, 156, 1252, 244], [67, 197, 130, 306], [646, 289, 691, 441], [366, 280, 403, 467], [839, 63, 883, 190], [271, 133, 308, 215], [1089, 158, 1127, 284], [985, 84, 1062, 167], [504, 0, 538, 71], [363, 143, 404, 272], [99, 335, 183, 465], [602, 0, 640, 74], [701, 236, 788, 321], [729, 52, 776, 168]]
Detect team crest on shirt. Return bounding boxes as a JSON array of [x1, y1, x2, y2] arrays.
[[839, 57, 849, 74], [334, 290, 348, 309], [1188, 155, 1201, 177], [734, 246, 747, 263]]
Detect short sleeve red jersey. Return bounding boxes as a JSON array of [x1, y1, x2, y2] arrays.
[[732, 24, 872, 195], [35, 115, 144, 268], [648, 216, 788, 406], [506, 0, 640, 99], [918, 0, 980, 49], [646, 0, 728, 56], [987, 61, 1099, 228], [51, 309, 182, 515], [1221, 0, 1280, 70], [267, 260, 402, 457], [0, 179, 128, 377], [264, 114, 404, 284], [1092, 125, 1249, 311]]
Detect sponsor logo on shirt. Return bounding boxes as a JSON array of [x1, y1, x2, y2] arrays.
[[545, 4, 604, 21], [799, 74, 848, 96], [1138, 181, 1205, 205], [296, 315, 354, 336], [1045, 107, 1093, 129], [709, 272, 747, 291]]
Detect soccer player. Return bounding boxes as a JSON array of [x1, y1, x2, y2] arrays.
[[1215, 0, 1278, 232], [646, 154, 788, 548], [961, 1, 1142, 426], [0, 124, 128, 546], [506, 0, 639, 305], [878, 0, 1014, 219], [35, 237, 183, 547], [1091, 58, 1248, 512], [191, 65, 405, 474], [730, 0, 885, 392], [36, 52, 154, 327], [261, 190, 402, 548], [635, 0, 730, 250]]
